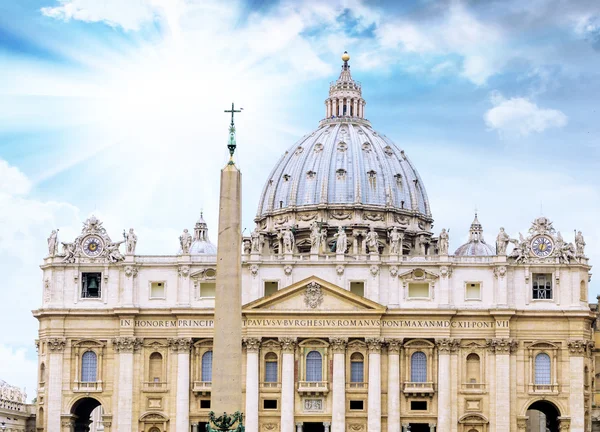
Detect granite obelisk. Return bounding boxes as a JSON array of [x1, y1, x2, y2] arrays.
[[212, 103, 243, 417]]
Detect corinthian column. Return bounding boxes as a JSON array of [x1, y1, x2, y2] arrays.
[[244, 338, 261, 432], [46, 338, 66, 432], [568, 340, 592, 432], [113, 337, 142, 432], [366, 338, 383, 432], [387, 339, 402, 432], [436, 339, 457, 432], [488, 338, 517, 432], [330, 338, 347, 432], [280, 337, 297, 432], [170, 338, 192, 432]]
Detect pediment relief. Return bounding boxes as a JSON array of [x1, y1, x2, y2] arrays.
[[348, 339, 367, 350], [190, 268, 216, 280], [526, 340, 560, 350], [72, 339, 105, 348], [243, 276, 386, 313], [403, 338, 435, 348], [143, 340, 169, 349], [139, 411, 169, 422], [459, 413, 489, 424], [397, 268, 439, 282], [299, 338, 329, 348], [193, 339, 213, 348], [460, 340, 487, 349]]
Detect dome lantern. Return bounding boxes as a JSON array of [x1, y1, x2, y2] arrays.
[[454, 213, 496, 256]]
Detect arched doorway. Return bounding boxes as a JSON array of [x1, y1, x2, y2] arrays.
[[70, 397, 102, 432], [526, 400, 560, 432]]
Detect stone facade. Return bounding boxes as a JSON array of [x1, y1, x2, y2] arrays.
[[0, 380, 35, 431]]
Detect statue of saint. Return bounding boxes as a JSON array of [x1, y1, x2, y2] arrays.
[[365, 226, 379, 253], [575, 231, 586, 257], [309, 221, 321, 253], [243, 239, 251, 254], [47, 230, 58, 256], [282, 227, 295, 253], [496, 227, 510, 255], [388, 227, 402, 255], [320, 228, 328, 253], [250, 228, 261, 253], [124, 228, 137, 255], [106, 241, 125, 263], [180, 229, 192, 254], [334, 226, 347, 254], [62, 242, 76, 263], [438, 228, 449, 255]]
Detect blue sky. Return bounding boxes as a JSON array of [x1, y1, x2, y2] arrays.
[[1, 0, 599, 397]]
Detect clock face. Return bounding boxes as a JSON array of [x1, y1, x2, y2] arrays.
[[531, 235, 554, 258], [82, 235, 104, 257]]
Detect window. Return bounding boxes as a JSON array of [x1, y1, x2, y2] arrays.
[[532, 274, 552, 299], [350, 353, 364, 383], [81, 273, 101, 298], [465, 283, 481, 300], [81, 351, 97, 382], [39, 363, 45, 383], [263, 399, 277, 409], [349, 400, 364, 410], [350, 282, 364, 297], [411, 401, 427, 410], [581, 280, 587, 302], [408, 283, 429, 299], [466, 353, 480, 383], [200, 282, 216, 298], [149, 352, 163, 382], [535, 353, 551, 385], [265, 352, 278, 383], [202, 351, 213, 382], [306, 351, 322, 382], [264, 281, 278, 297], [410, 352, 427, 382], [200, 399, 211, 409], [150, 282, 165, 299]]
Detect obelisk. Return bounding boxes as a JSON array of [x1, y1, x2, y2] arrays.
[[212, 103, 243, 417]]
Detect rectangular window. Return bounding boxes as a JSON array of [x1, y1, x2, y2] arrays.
[[465, 282, 481, 300], [532, 274, 553, 299], [150, 282, 165, 299], [265, 361, 278, 383], [200, 282, 216, 298], [411, 401, 427, 411], [81, 273, 101, 298], [200, 399, 211, 409], [264, 281, 278, 297], [350, 361, 364, 383], [408, 282, 429, 299], [263, 399, 277, 410], [349, 400, 364, 410], [350, 281, 365, 297]]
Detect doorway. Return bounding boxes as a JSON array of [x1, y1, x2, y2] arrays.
[[408, 423, 430, 432], [303, 422, 324, 432], [526, 400, 560, 432], [71, 397, 102, 432]]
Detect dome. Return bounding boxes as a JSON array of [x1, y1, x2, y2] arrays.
[[454, 214, 495, 256], [188, 213, 217, 255], [256, 55, 431, 219]]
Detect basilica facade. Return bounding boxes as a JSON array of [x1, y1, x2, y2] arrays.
[[34, 54, 594, 432]]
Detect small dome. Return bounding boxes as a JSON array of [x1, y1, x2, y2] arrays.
[[454, 214, 495, 256], [189, 213, 217, 255]]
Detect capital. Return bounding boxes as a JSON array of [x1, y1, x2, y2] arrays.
[[436, 338, 459, 353], [168, 337, 192, 352], [113, 337, 143, 352], [365, 337, 384, 353], [243, 337, 261, 353], [386, 338, 403, 354], [486, 338, 518, 354], [568, 339, 593, 356], [46, 337, 66, 352], [279, 337, 297, 353], [329, 337, 348, 353]]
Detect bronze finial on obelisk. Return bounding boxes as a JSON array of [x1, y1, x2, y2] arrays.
[[208, 104, 244, 431]]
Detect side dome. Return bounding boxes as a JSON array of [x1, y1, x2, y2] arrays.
[[188, 213, 217, 255], [454, 214, 495, 256]]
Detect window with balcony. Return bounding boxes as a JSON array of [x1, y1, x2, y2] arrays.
[[410, 351, 427, 382], [81, 273, 101, 298], [149, 352, 163, 382], [265, 352, 278, 383], [535, 353, 551, 385], [532, 274, 552, 299], [202, 350, 213, 382], [466, 353, 480, 383], [350, 353, 364, 383], [306, 351, 322, 382], [81, 351, 97, 382]]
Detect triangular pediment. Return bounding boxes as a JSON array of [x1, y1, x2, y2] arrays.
[[243, 276, 386, 313]]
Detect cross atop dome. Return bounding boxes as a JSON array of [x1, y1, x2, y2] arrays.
[[324, 51, 366, 121]]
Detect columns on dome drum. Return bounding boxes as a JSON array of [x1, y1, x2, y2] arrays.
[[280, 337, 297, 432], [366, 338, 383, 432]]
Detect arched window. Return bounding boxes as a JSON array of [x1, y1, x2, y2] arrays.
[[38, 408, 44, 426], [149, 352, 163, 382], [202, 351, 213, 382], [265, 352, 278, 383], [306, 351, 322, 382], [411, 352, 427, 383], [81, 351, 97, 382], [535, 353, 551, 385], [466, 353, 480, 383], [350, 353, 364, 383], [39, 363, 45, 383]]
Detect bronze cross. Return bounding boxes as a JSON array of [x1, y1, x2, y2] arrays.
[[224, 102, 242, 126]]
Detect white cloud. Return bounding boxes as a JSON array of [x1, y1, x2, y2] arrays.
[[484, 91, 568, 136], [0, 344, 37, 402], [0, 159, 31, 195]]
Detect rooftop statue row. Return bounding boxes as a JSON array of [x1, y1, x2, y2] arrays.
[[0, 379, 27, 404]]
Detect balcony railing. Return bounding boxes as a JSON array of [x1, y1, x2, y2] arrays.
[[261, 382, 281, 390], [297, 381, 329, 395], [528, 384, 559, 394], [192, 381, 212, 395], [73, 381, 102, 392], [461, 383, 486, 392], [403, 382, 435, 396], [346, 382, 368, 391], [142, 381, 169, 392]]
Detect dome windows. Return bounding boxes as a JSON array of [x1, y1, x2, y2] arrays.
[[362, 142, 372, 152], [367, 170, 377, 179], [314, 143, 324, 153], [294, 146, 304, 155], [306, 171, 316, 180], [283, 174, 291, 182], [337, 142, 347, 152], [394, 174, 403, 188], [336, 169, 347, 180], [384, 146, 394, 157]]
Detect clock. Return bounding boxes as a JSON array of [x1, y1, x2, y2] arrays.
[[531, 235, 554, 258], [82, 235, 104, 257]]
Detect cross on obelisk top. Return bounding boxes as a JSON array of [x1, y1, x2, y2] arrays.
[[224, 103, 243, 163]]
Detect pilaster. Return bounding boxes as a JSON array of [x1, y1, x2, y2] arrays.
[[568, 340, 593, 432], [487, 338, 517, 432], [330, 337, 347, 432], [47, 338, 66, 432], [366, 338, 383, 432], [436, 338, 459, 431], [386, 339, 402, 432], [244, 337, 261, 432], [113, 337, 142, 432], [280, 337, 297, 432], [170, 338, 192, 432]]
